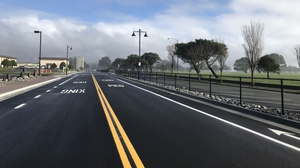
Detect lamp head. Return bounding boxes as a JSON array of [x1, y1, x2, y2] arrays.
[[70, 47, 72, 50], [34, 30, 41, 33], [132, 32, 136, 36], [144, 33, 148, 37]]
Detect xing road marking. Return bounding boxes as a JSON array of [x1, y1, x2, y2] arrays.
[[102, 79, 114, 81], [73, 81, 87, 84], [108, 84, 124, 87], [118, 79, 300, 152], [60, 89, 85, 94], [14, 103, 26, 109], [92, 74, 144, 168]]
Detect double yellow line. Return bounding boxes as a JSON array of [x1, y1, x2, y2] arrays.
[[92, 74, 144, 168]]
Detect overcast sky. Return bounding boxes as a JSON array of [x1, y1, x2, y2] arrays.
[[0, 0, 299, 67]]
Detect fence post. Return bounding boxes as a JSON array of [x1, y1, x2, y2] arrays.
[[189, 74, 191, 91], [240, 77, 242, 105], [209, 75, 212, 97], [281, 79, 284, 115], [149, 72, 151, 82], [175, 74, 177, 88], [163, 73, 165, 85]]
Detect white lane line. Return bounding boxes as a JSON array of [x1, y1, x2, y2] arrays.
[[34, 95, 41, 99], [59, 75, 78, 85], [46, 90, 51, 92], [53, 86, 57, 88], [14, 103, 26, 109], [118, 79, 300, 152]]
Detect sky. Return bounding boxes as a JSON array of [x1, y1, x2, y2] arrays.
[[0, 0, 300, 68]]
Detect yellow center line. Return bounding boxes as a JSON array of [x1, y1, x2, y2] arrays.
[[92, 74, 144, 168]]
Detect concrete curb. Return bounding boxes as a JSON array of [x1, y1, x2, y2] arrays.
[[0, 77, 62, 102]]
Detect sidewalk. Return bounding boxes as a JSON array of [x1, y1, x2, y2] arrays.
[[0, 75, 64, 102]]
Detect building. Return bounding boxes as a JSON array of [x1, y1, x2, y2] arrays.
[[69, 56, 84, 71], [40, 57, 68, 69]]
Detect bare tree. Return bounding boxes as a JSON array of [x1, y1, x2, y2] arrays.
[[294, 45, 300, 67], [216, 38, 229, 83], [241, 20, 265, 87], [166, 44, 176, 76], [158, 59, 169, 72]]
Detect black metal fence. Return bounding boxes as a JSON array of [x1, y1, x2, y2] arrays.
[[116, 70, 300, 120]]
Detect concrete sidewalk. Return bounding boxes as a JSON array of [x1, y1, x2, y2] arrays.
[[0, 75, 64, 102]]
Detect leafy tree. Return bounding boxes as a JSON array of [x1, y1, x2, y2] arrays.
[[60, 62, 66, 70], [11, 60, 17, 67], [98, 56, 111, 69], [233, 57, 250, 73], [51, 63, 57, 69], [142, 52, 161, 72], [175, 39, 227, 80], [1, 59, 12, 68], [241, 20, 265, 87], [68, 64, 74, 70], [257, 55, 280, 78], [124, 54, 139, 70], [112, 58, 125, 70], [269, 53, 286, 66]]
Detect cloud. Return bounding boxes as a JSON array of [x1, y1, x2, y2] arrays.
[[0, 0, 300, 68]]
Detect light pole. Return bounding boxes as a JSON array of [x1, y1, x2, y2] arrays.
[[168, 38, 179, 77], [66, 45, 72, 75], [34, 30, 42, 76], [132, 29, 148, 79]]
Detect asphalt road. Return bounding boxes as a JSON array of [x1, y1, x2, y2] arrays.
[[0, 72, 299, 167]]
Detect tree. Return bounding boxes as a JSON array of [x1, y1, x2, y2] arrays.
[[216, 38, 229, 83], [257, 55, 280, 78], [112, 58, 125, 70], [158, 59, 169, 72], [51, 63, 57, 69], [269, 53, 286, 66], [142, 52, 161, 72], [293, 45, 300, 68], [233, 57, 250, 73], [124, 54, 139, 71], [166, 44, 176, 76], [241, 20, 265, 87], [60, 62, 66, 70], [98, 56, 111, 69], [1, 59, 12, 68], [175, 39, 227, 80], [68, 64, 74, 70], [11, 60, 17, 67]]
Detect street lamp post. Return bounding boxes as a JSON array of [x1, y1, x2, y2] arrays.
[[168, 38, 179, 77], [66, 45, 72, 75], [132, 29, 148, 80], [34, 30, 42, 76]]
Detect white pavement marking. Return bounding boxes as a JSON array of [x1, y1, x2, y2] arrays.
[[54, 86, 57, 88], [59, 75, 78, 85], [118, 79, 300, 152], [269, 128, 300, 141], [14, 103, 26, 109], [34, 95, 41, 99], [46, 90, 51, 92]]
